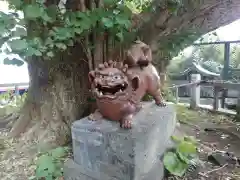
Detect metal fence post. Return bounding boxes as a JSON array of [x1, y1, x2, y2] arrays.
[[213, 86, 220, 111], [190, 74, 201, 109]]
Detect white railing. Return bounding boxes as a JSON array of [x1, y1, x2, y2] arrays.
[[169, 74, 240, 115]]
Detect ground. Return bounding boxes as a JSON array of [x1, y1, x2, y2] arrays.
[[1, 104, 240, 180], [175, 105, 240, 180]]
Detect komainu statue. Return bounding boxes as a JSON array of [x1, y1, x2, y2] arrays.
[[88, 40, 165, 128]]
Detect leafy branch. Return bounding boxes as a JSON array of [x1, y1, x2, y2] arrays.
[[1, 0, 136, 65]]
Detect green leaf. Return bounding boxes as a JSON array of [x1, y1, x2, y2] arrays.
[[0, 24, 6, 34], [42, 13, 53, 23], [177, 151, 191, 164], [12, 27, 27, 37], [28, 176, 36, 180], [171, 135, 183, 143], [55, 43, 67, 50], [53, 169, 63, 177], [24, 4, 42, 19], [67, 40, 74, 46], [36, 155, 56, 174], [8, 39, 28, 52], [183, 136, 197, 144], [0, 37, 9, 47], [46, 51, 54, 58], [45, 175, 54, 180], [54, 27, 74, 40], [163, 152, 188, 177], [177, 141, 197, 154], [25, 47, 42, 57], [74, 28, 83, 35], [115, 16, 131, 28], [101, 17, 114, 28], [75, 12, 88, 19], [3, 58, 24, 66], [46, 5, 59, 21], [8, 0, 23, 9], [50, 147, 68, 159]]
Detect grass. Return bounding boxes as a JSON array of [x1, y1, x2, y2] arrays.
[[0, 92, 27, 119], [175, 104, 233, 124]]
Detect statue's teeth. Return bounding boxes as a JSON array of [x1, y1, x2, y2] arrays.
[[99, 91, 103, 95]]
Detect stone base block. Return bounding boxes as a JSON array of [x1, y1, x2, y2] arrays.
[[64, 102, 176, 180], [64, 158, 164, 180]]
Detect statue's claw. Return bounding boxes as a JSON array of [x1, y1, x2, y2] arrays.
[[120, 115, 133, 129], [156, 101, 166, 107], [88, 110, 103, 121]]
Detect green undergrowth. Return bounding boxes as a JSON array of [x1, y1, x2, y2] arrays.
[[0, 91, 27, 118], [163, 135, 200, 177], [29, 146, 70, 180]]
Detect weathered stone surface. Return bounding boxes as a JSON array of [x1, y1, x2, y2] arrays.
[[64, 102, 176, 180]]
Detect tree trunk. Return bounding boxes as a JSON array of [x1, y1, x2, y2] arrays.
[[9, 43, 95, 147]]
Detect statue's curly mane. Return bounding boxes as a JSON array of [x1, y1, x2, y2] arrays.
[[94, 60, 128, 73]]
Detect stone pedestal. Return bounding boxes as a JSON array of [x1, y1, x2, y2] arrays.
[[64, 102, 176, 180]]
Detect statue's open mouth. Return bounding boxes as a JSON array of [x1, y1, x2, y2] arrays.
[[96, 83, 128, 97]]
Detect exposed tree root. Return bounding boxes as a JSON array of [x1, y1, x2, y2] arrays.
[[0, 113, 19, 129]]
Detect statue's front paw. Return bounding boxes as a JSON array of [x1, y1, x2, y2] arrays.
[[88, 113, 97, 121], [88, 110, 103, 121], [156, 101, 166, 107], [120, 117, 133, 129]]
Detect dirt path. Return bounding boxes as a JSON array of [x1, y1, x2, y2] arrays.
[[178, 115, 240, 179]]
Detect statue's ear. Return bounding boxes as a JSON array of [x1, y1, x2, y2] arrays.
[[88, 71, 95, 84], [142, 45, 152, 62], [132, 76, 140, 91]]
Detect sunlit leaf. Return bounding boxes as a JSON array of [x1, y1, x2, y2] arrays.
[[12, 27, 27, 37], [3, 58, 24, 66], [101, 17, 114, 28], [177, 141, 197, 154], [8, 0, 23, 9], [8, 39, 28, 51], [55, 43, 67, 50], [46, 51, 54, 57], [24, 4, 43, 19], [163, 152, 188, 177], [50, 147, 67, 159]]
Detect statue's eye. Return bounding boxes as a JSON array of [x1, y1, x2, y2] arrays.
[[114, 75, 121, 80]]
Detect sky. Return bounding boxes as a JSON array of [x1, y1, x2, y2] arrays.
[[1, 1, 240, 83]]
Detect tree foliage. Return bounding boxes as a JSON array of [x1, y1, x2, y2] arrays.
[[0, 0, 146, 65], [0, 0, 192, 67]]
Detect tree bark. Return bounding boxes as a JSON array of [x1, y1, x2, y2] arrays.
[[9, 43, 94, 146]]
